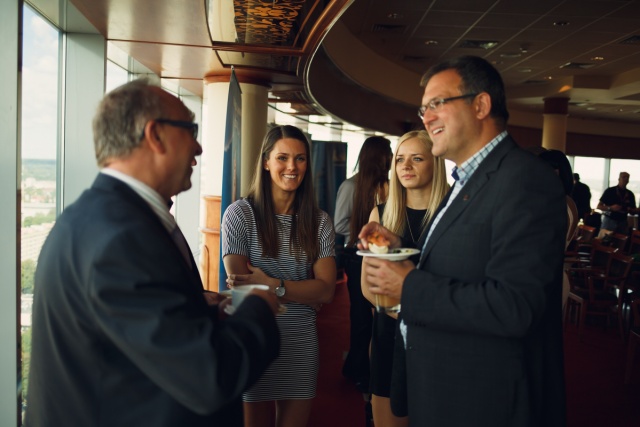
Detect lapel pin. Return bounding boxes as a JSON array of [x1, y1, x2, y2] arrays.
[[463, 194, 470, 201]]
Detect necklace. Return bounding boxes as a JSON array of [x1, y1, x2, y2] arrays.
[[405, 210, 418, 244]]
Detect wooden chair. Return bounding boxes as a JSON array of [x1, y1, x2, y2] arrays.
[[566, 224, 597, 259], [609, 233, 629, 253], [566, 251, 633, 341], [565, 244, 615, 326], [624, 298, 640, 384], [628, 230, 640, 255]]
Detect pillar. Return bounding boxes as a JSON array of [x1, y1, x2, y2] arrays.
[[542, 97, 569, 152], [199, 74, 269, 290]]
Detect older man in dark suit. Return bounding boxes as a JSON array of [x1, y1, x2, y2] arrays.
[[360, 56, 566, 427], [25, 79, 280, 427]]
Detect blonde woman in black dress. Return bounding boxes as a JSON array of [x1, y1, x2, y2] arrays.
[[361, 130, 449, 426]]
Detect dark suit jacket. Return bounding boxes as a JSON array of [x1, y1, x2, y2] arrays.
[[392, 136, 567, 427], [25, 174, 280, 427]]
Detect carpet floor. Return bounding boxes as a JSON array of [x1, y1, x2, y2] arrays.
[[309, 281, 640, 427]]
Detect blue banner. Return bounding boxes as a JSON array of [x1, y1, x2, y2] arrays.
[[219, 68, 242, 290]]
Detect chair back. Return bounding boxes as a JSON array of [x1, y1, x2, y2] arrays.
[[629, 230, 640, 255], [608, 252, 634, 279], [609, 233, 629, 252], [589, 243, 616, 271], [578, 225, 597, 244]]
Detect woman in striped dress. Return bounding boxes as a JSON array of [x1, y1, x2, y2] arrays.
[[222, 125, 336, 427]]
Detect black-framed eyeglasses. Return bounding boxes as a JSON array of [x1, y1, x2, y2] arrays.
[[140, 119, 199, 140], [418, 93, 479, 119]]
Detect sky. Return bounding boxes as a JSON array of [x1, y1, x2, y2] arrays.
[[21, 6, 59, 160]]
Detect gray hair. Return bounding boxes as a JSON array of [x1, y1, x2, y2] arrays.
[[92, 79, 166, 167]]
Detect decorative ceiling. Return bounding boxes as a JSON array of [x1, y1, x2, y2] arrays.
[[34, 0, 640, 137]]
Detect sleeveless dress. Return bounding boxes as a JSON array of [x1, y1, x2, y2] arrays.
[[370, 205, 425, 397], [221, 198, 335, 401]]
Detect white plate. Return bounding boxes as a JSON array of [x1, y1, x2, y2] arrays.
[[357, 248, 420, 261], [224, 303, 287, 316]]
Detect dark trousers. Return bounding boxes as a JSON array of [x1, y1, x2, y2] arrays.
[[341, 250, 373, 386]]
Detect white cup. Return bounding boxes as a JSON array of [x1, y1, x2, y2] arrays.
[[231, 284, 269, 308]]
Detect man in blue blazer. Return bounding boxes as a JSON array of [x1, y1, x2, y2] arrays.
[[25, 80, 280, 427], [360, 56, 567, 426]]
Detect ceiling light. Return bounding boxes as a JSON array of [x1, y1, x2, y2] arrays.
[[500, 52, 521, 58], [553, 21, 570, 27], [587, 107, 596, 110], [518, 68, 532, 73], [424, 40, 438, 45], [544, 76, 553, 80], [591, 56, 604, 61], [458, 40, 499, 50], [560, 62, 595, 69], [387, 13, 403, 19]]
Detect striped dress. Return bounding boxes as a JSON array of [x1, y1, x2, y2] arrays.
[[221, 198, 335, 401]]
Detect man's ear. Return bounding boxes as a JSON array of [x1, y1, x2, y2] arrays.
[[142, 120, 167, 154], [475, 92, 492, 120]]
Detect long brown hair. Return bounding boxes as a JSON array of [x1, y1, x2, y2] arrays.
[[348, 136, 392, 246], [246, 125, 320, 261]]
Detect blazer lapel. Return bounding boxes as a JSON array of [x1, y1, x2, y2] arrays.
[[418, 137, 516, 268]]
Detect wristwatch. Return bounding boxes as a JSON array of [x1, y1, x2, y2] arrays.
[[275, 278, 286, 297]]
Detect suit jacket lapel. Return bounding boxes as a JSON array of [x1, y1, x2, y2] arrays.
[[418, 137, 516, 268]]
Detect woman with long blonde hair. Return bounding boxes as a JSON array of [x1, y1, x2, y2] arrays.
[[362, 130, 449, 426]]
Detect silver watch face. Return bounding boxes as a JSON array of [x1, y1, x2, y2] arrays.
[[275, 286, 286, 297]]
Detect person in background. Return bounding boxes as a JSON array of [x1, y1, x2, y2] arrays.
[[222, 125, 336, 427], [538, 149, 579, 245], [537, 149, 579, 309], [361, 130, 449, 427], [25, 79, 280, 427], [334, 136, 392, 393], [571, 173, 592, 221], [360, 55, 567, 427], [597, 171, 638, 235]]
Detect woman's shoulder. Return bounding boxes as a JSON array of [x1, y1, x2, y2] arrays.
[[224, 198, 254, 220]]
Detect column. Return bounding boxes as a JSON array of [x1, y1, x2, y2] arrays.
[[542, 97, 569, 152], [0, 1, 20, 424], [199, 74, 269, 291], [63, 33, 105, 208]]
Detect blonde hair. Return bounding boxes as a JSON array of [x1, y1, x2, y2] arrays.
[[381, 130, 449, 236]]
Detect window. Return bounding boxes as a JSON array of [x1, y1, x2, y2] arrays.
[[20, 4, 60, 413], [573, 156, 605, 206]]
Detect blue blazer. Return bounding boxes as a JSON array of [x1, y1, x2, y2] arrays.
[[26, 174, 280, 427], [392, 136, 567, 427]]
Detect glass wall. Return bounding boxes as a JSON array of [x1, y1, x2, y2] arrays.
[[572, 156, 605, 209], [20, 4, 60, 413]]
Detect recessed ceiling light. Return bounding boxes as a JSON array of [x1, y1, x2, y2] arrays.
[[500, 52, 521, 58], [587, 107, 596, 110], [553, 21, 570, 27], [424, 40, 438, 45], [544, 76, 553, 80], [591, 56, 604, 61], [388, 13, 403, 19], [618, 108, 625, 112], [458, 40, 499, 50], [518, 68, 532, 73]]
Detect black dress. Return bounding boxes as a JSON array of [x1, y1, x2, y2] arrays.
[[369, 205, 426, 397]]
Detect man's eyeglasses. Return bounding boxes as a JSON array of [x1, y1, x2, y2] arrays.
[[418, 93, 478, 119], [140, 119, 199, 140]]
